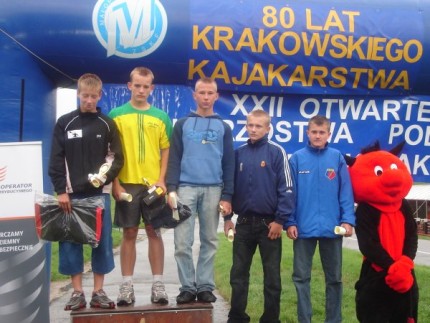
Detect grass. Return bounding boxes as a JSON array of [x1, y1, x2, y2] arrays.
[[214, 234, 430, 322], [419, 234, 430, 241], [48, 201, 430, 321]]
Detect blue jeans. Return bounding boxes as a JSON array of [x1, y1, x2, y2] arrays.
[[174, 185, 221, 294], [59, 193, 114, 275], [228, 216, 282, 323], [292, 238, 343, 323]]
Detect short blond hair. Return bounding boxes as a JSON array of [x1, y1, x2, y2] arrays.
[[195, 77, 217, 91], [77, 73, 102, 93], [247, 109, 271, 126], [130, 67, 154, 83]]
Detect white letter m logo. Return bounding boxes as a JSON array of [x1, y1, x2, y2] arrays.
[[93, 0, 167, 58]]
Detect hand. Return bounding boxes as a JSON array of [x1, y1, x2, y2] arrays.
[[57, 193, 72, 214], [385, 256, 414, 293], [286, 226, 298, 240], [219, 200, 232, 217], [268, 222, 283, 240], [340, 223, 354, 237], [112, 180, 125, 201], [154, 180, 167, 195]]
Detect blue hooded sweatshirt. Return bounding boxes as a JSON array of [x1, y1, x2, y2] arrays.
[[166, 112, 235, 202]]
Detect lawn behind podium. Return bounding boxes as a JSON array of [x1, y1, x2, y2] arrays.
[[214, 233, 430, 323]]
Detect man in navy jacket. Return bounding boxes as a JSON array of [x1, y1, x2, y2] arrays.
[[224, 109, 295, 323]]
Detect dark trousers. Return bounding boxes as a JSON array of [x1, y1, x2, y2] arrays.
[[228, 216, 282, 323]]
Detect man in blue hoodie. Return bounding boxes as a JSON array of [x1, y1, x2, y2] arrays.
[[285, 115, 355, 323], [166, 77, 235, 304], [224, 109, 295, 323]]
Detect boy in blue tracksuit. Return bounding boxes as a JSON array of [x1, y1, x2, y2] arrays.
[[285, 115, 355, 323], [224, 110, 295, 323]]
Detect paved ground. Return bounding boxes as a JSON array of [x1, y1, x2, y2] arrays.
[[49, 223, 230, 322], [49, 223, 430, 322], [342, 233, 430, 266]]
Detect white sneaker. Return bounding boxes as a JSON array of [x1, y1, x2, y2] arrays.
[[151, 281, 168, 304], [117, 281, 135, 306]]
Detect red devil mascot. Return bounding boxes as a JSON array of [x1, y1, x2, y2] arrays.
[[345, 141, 418, 323]]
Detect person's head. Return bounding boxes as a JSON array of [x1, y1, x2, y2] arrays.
[[193, 77, 218, 116], [128, 67, 155, 108], [246, 109, 271, 143], [307, 115, 331, 149], [77, 73, 102, 113]]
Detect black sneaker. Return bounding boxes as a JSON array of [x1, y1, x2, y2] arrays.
[[90, 289, 116, 309], [176, 291, 196, 304], [64, 290, 86, 311], [197, 291, 217, 303]]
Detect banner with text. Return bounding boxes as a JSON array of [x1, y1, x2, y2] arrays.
[[101, 85, 430, 183], [189, 1, 424, 95], [3, 0, 430, 94], [0, 142, 49, 322]]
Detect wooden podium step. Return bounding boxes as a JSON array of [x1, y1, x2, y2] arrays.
[[70, 302, 213, 323]]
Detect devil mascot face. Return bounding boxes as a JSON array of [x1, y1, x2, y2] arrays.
[[345, 141, 418, 323]]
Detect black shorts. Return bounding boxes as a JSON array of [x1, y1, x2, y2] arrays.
[[114, 183, 157, 228]]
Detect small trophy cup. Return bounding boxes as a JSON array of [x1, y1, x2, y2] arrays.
[[169, 192, 180, 221], [88, 163, 111, 188]]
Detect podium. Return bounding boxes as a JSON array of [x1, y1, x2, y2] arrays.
[[70, 302, 213, 322]]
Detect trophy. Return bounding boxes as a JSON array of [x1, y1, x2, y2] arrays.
[[334, 226, 346, 235], [227, 228, 234, 242], [169, 192, 180, 221], [142, 177, 164, 206], [119, 192, 133, 202], [88, 163, 111, 188]]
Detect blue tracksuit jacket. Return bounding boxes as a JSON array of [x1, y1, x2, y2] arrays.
[[285, 142, 355, 238], [231, 135, 295, 225]]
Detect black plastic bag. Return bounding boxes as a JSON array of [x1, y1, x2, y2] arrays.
[[34, 193, 104, 248], [141, 196, 192, 229]]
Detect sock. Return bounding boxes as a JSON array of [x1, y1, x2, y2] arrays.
[[122, 276, 133, 284], [153, 275, 163, 283]]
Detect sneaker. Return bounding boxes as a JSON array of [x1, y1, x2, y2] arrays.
[[117, 281, 135, 306], [64, 290, 86, 311], [90, 289, 115, 309], [176, 291, 196, 304], [151, 281, 169, 304], [197, 291, 217, 303]]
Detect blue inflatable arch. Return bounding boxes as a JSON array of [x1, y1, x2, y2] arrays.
[[1, 1, 430, 321], [1, 0, 430, 185]]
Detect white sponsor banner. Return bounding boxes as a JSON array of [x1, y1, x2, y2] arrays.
[[0, 142, 43, 219]]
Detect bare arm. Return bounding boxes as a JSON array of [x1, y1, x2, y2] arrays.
[[155, 148, 169, 192]]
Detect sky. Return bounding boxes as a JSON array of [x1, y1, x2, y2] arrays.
[[56, 88, 77, 120]]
